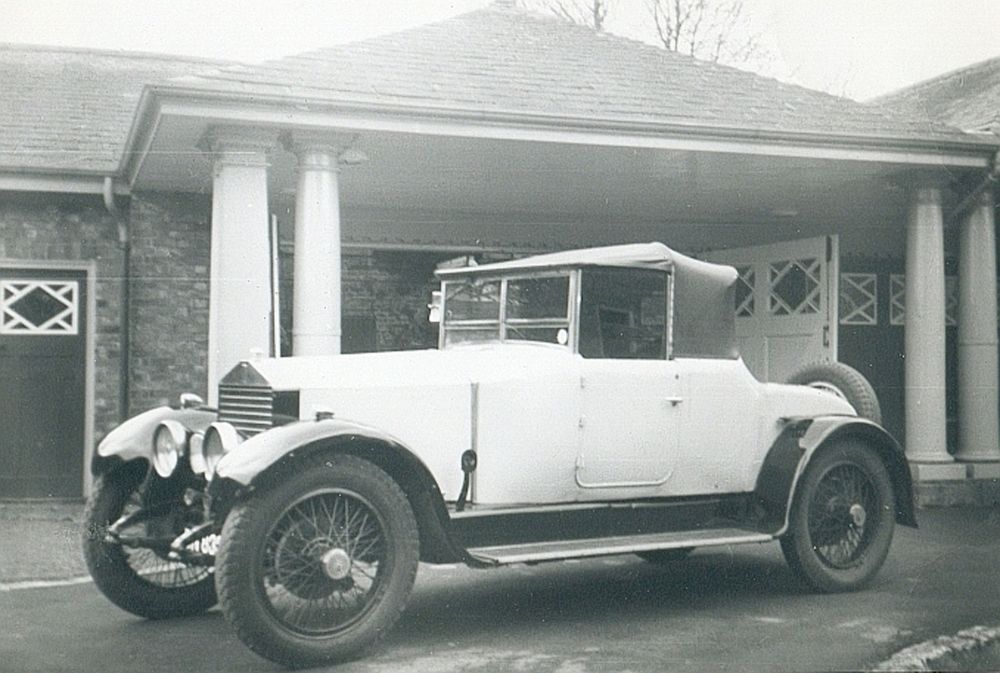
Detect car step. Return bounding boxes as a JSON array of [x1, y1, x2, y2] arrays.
[[467, 527, 773, 565]]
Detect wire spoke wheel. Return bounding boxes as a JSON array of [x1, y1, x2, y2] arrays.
[[114, 488, 212, 588], [83, 464, 217, 619], [780, 441, 896, 593], [806, 464, 878, 569], [216, 454, 420, 668], [261, 489, 387, 635]]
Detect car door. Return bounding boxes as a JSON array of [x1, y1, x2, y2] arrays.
[[574, 267, 680, 494]]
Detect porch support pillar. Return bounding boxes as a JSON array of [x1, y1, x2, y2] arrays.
[[284, 133, 348, 356], [205, 129, 275, 404], [956, 187, 1000, 466], [904, 184, 953, 465]]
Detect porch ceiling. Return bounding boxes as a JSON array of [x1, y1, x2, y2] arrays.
[[134, 113, 974, 254]]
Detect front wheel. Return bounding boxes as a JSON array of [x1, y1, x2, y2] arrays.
[[215, 454, 420, 668], [82, 463, 217, 619], [780, 441, 895, 593]]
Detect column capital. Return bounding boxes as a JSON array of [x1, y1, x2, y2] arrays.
[[909, 184, 944, 206], [200, 126, 278, 167], [281, 130, 357, 157], [899, 170, 948, 198], [968, 183, 995, 209]]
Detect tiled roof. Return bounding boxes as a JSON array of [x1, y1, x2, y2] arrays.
[[170, 2, 982, 147], [873, 56, 1000, 135], [0, 44, 228, 173]]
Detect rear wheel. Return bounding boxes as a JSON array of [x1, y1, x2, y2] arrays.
[[215, 454, 420, 668], [82, 463, 216, 619], [780, 441, 895, 592]]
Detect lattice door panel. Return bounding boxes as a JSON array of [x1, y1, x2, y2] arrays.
[[1, 280, 79, 335], [840, 273, 877, 325], [768, 257, 821, 316]]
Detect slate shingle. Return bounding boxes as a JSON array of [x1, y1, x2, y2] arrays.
[[0, 45, 228, 173], [169, 3, 981, 147], [1, 3, 993, 177], [874, 56, 1000, 135]]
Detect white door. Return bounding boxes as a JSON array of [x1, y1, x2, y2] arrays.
[[704, 235, 839, 383]]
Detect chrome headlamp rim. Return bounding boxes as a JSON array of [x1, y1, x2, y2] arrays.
[[201, 421, 241, 481], [152, 419, 187, 478]]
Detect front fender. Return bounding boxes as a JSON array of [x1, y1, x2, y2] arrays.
[[754, 415, 916, 535], [94, 406, 217, 472], [215, 418, 423, 486]]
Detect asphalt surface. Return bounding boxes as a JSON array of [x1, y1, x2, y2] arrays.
[[2, 504, 1000, 672]]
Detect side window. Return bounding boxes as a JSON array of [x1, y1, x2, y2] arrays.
[[505, 275, 571, 345], [579, 268, 668, 359]]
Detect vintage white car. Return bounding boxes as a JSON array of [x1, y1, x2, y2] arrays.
[[84, 242, 915, 668]]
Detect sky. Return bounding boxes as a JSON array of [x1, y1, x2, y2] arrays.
[[2, 0, 999, 100]]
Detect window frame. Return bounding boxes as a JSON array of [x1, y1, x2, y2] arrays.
[[575, 266, 673, 361], [439, 270, 576, 349]]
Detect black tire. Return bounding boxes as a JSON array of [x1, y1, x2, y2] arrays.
[[787, 361, 882, 424], [637, 548, 693, 565], [780, 441, 895, 593], [215, 453, 420, 668], [82, 463, 217, 619]]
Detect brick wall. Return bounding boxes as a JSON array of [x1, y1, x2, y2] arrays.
[[0, 192, 125, 441], [344, 249, 441, 351], [278, 247, 442, 354], [127, 192, 211, 412]]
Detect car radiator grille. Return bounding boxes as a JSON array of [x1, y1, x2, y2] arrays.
[[218, 384, 274, 437]]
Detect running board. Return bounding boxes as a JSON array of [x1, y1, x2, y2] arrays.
[[467, 528, 774, 565]]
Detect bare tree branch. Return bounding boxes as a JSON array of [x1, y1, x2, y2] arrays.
[[646, 0, 769, 68], [537, 0, 611, 31]]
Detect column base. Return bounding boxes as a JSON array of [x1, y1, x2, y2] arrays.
[[965, 462, 1000, 479], [914, 477, 1000, 507], [909, 462, 967, 482]]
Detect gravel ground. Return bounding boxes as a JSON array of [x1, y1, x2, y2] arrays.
[[0, 501, 88, 583]]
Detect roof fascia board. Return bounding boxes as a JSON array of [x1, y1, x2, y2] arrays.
[[162, 99, 993, 169], [120, 89, 165, 187], [127, 88, 995, 184], [0, 172, 130, 196]]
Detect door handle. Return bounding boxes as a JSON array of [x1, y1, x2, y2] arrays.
[[664, 396, 684, 407]]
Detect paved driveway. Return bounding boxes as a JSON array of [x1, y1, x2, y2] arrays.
[[3, 506, 1000, 672]]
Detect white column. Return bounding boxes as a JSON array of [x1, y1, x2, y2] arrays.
[[904, 185, 952, 463], [956, 187, 1000, 464], [285, 133, 345, 356], [205, 129, 274, 403]]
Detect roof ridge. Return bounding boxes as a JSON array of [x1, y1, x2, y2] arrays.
[[0, 41, 236, 66], [873, 54, 1000, 103]]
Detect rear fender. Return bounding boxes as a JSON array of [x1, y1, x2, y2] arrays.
[[754, 416, 916, 535], [93, 406, 217, 475]]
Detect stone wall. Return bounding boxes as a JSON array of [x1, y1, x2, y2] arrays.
[[278, 247, 442, 355], [0, 192, 125, 441], [343, 249, 441, 351], [127, 192, 212, 412]]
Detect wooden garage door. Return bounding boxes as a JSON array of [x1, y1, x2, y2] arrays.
[[0, 268, 86, 498], [704, 235, 839, 383]]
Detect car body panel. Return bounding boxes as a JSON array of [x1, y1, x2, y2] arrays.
[[211, 342, 857, 510]]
